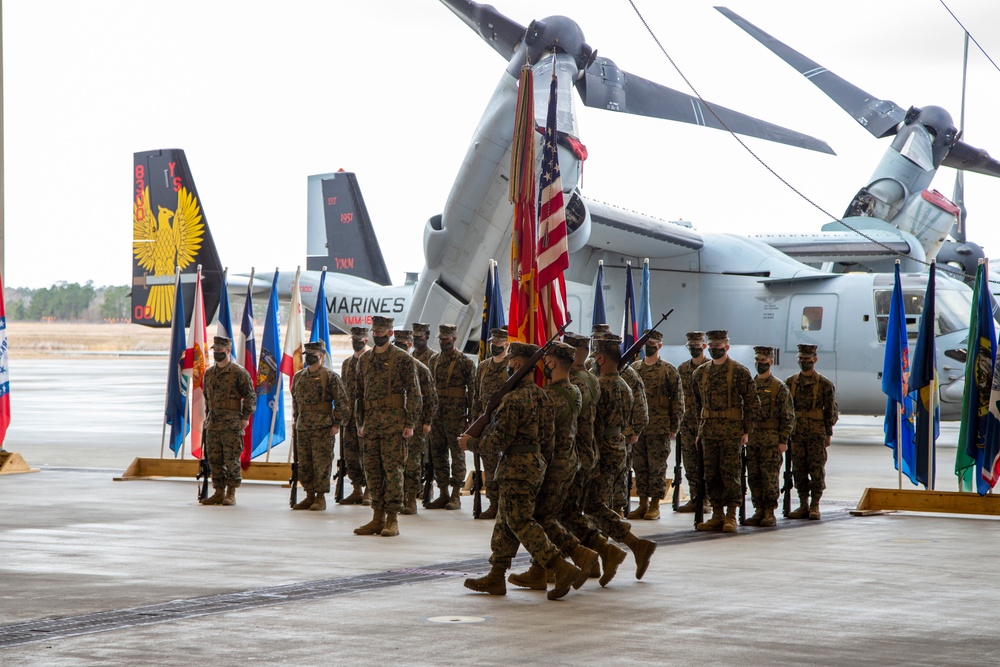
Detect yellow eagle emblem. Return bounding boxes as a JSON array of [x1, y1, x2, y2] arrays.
[[133, 186, 204, 324]]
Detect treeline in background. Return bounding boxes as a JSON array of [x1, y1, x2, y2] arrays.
[[4, 283, 130, 323]]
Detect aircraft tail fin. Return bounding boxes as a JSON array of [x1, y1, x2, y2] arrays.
[[306, 171, 392, 285], [132, 149, 224, 328]]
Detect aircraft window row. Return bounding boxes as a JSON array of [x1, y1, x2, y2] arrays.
[[873, 288, 972, 342]]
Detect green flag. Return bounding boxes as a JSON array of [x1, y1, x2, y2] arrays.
[[955, 263, 983, 491]]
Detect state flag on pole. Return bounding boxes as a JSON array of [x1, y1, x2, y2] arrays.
[[593, 260, 607, 327], [908, 262, 938, 489], [0, 272, 11, 448], [621, 262, 638, 354], [237, 275, 258, 470], [251, 272, 285, 459], [638, 258, 652, 358], [956, 260, 993, 492], [479, 261, 496, 362], [166, 271, 189, 456], [281, 269, 306, 386], [508, 62, 538, 345], [182, 269, 208, 458], [881, 262, 916, 484], [536, 60, 570, 340], [309, 268, 333, 370], [491, 261, 506, 331], [215, 270, 235, 360]]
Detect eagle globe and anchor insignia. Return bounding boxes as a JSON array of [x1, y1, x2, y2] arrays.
[[132, 185, 205, 324]]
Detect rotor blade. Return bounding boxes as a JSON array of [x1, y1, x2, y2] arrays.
[[438, 0, 526, 62], [951, 32, 970, 242], [578, 59, 834, 154], [715, 6, 906, 139], [942, 140, 1000, 178]]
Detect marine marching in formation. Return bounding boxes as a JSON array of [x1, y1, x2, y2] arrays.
[[197, 318, 837, 601]]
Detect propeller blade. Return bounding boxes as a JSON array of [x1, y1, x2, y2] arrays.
[[716, 6, 906, 139], [942, 140, 1000, 178], [578, 58, 834, 154], [438, 0, 526, 62]]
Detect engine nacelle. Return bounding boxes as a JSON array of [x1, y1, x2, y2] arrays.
[[564, 189, 592, 253]]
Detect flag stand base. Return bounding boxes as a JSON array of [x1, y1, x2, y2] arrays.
[[852, 487, 1000, 517], [0, 451, 40, 475], [114, 457, 291, 482]]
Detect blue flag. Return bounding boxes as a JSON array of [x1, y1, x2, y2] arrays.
[[881, 263, 916, 484], [638, 259, 652, 358], [251, 272, 285, 458], [621, 262, 637, 354], [309, 269, 333, 369], [592, 261, 607, 327], [479, 262, 495, 362], [908, 262, 939, 489], [165, 277, 189, 456], [215, 272, 236, 360]]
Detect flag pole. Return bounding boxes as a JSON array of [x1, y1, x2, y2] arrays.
[[160, 267, 182, 459], [895, 259, 902, 490], [235, 267, 254, 367], [265, 265, 279, 462], [929, 259, 937, 491], [287, 265, 301, 465]]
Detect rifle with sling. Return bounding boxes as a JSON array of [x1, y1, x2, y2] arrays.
[[671, 436, 683, 511], [464, 317, 573, 439], [196, 427, 210, 502], [332, 430, 346, 503], [781, 446, 793, 517], [422, 446, 434, 508], [694, 436, 705, 528], [289, 426, 299, 508], [472, 452, 484, 518], [739, 442, 747, 524]]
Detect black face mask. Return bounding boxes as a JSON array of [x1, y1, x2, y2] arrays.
[[798, 360, 815, 372], [305, 354, 320, 366], [688, 347, 703, 359], [491, 344, 505, 357], [644, 344, 657, 357], [756, 362, 771, 375], [542, 362, 554, 379], [413, 336, 427, 349], [351, 340, 366, 352], [373, 334, 390, 347], [440, 340, 454, 353], [709, 347, 726, 360], [213, 351, 228, 363], [506, 365, 516, 379], [393, 341, 408, 351]]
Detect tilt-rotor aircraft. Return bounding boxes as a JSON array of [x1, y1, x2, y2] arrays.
[[715, 7, 1000, 279], [401, 0, 973, 418]]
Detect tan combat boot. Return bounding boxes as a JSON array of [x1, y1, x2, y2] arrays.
[[676, 492, 698, 512], [444, 486, 462, 510], [508, 562, 547, 590], [744, 507, 763, 526], [478, 501, 498, 520], [569, 544, 600, 589], [546, 557, 582, 601], [426, 484, 449, 509], [200, 487, 225, 505], [338, 484, 363, 505], [809, 497, 822, 520], [381, 512, 400, 537], [788, 494, 810, 519], [292, 492, 315, 510], [644, 497, 661, 520], [361, 487, 371, 506], [759, 508, 777, 527], [722, 505, 738, 533], [222, 486, 237, 506], [309, 493, 326, 511], [588, 534, 627, 587], [464, 566, 507, 595], [353, 509, 386, 535], [623, 533, 657, 579], [626, 496, 649, 520], [400, 491, 417, 515], [696, 506, 725, 532]]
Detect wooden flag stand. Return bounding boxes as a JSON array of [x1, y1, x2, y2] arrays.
[[0, 451, 39, 475], [852, 487, 1000, 517], [115, 457, 291, 483]]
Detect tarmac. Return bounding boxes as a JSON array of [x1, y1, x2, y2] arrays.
[[1, 358, 997, 666]]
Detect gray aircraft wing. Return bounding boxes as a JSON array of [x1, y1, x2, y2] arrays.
[[584, 198, 704, 258], [751, 229, 913, 264]]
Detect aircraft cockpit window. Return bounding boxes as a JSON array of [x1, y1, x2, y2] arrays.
[[800, 307, 823, 331], [873, 288, 972, 342]]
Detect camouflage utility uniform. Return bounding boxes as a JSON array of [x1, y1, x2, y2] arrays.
[[535, 376, 583, 554], [785, 371, 838, 505], [472, 355, 507, 509], [677, 354, 708, 508], [292, 363, 348, 497], [614, 364, 649, 512], [631, 356, 683, 502], [748, 375, 794, 512], [203, 360, 256, 493], [406, 355, 437, 507], [341, 352, 367, 494], [428, 336, 475, 501]]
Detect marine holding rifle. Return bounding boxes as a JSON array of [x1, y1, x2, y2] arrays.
[[745, 346, 794, 528], [427, 323, 475, 511], [392, 328, 437, 516], [290, 340, 348, 512]]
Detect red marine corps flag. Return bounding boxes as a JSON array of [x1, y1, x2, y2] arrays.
[[536, 56, 570, 339], [182, 267, 208, 458], [508, 61, 539, 345]]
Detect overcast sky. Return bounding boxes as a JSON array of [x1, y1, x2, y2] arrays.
[[4, 0, 999, 288]]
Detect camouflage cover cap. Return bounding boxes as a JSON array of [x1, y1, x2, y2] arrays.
[[438, 323, 457, 337], [753, 345, 774, 359], [595, 333, 623, 353], [371, 316, 394, 329], [685, 331, 707, 344], [211, 336, 232, 349], [411, 323, 430, 335], [592, 323, 612, 336], [563, 332, 591, 348], [393, 329, 413, 342], [645, 329, 663, 342], [304, 341, 326, 354], [706, 330, 729, 342], [490, 326, 509, 341], [508, 342, 540, 358], [797, 344, 818, 356], [350, 326, 369, 338], [545, 341, 576, 363]]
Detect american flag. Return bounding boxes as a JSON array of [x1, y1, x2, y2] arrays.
[[536, 62, 570, 339]]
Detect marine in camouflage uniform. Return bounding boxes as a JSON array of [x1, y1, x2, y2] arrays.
[[200, 336, 256, 506], [338, 326, 369, 505], [785, 344, 838, 520], [692, 330, 761, 534], [392, 328, 437, 515], [614, 360, 649, 514], [676, 331, 710, 513], [459, 342, 583, 601], [353, 316, 422, 538], [411, 322, 436, 368], [628, 330, 683, 521], [471, 327, 509, 520], [745, 346, 794, 528], [291, 341, 349, 512], [427, 323, 475, 511]]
